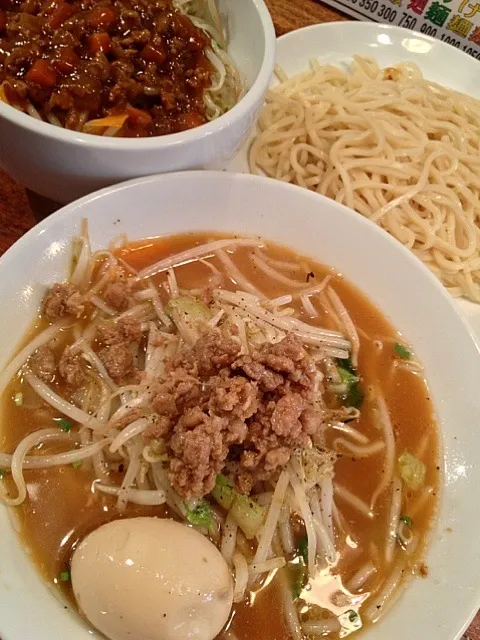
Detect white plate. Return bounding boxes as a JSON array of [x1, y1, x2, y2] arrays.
[[0, 171, 480, 640], [225, 21, 480, 339]]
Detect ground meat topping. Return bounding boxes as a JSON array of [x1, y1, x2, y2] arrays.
[[142, 330, 324, 498], [58, 347, 85, 386], [43, 283, 84, 318], [169, 408, 230, 498], [194, 328, 242, 377], [0, 0, 216, 137], [30, 345, 56, 381], [103, 281, 130, 311], [96, 318, 141, 382], [96, 317, 142, 346], [99, 342, 134, 381]]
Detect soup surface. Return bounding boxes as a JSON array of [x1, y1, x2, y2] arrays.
[[0, 231, 439, 639]]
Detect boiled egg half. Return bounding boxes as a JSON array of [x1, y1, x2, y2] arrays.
[[71, 517, 233, 640]]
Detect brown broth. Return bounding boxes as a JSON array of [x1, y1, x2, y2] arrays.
[[0, 232, 439, 639]]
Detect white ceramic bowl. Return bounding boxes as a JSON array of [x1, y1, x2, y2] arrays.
[[1, 172, 480, 640], [0, 0, 275, 204]]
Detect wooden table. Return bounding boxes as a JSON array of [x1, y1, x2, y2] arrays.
[[0, 0, 479, 637]]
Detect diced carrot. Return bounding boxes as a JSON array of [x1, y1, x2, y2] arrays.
[[83, 113, 128, 134], [182, 111, 206, 130], [54, 47, 80, 74], [126, 105, 152, 128], [0, 10, 6, 32], [25, 59, 57, 88], [141, 42, 166, 66], [49, 2, 76, 29], [88, 5, 116, 28], [88, 32, 111, 55]]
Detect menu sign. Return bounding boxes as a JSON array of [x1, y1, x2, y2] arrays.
[[319, 0, 480, 60]]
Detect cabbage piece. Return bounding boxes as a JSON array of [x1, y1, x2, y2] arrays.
[[398, 452, 426, 490], [211, 474, 266, 539], [211, 473, 235, 510], [230, 493, 267, 540], [165, 296, 212, 343]]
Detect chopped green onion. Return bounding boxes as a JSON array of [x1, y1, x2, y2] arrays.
[[400, 515, 413, 527], [13, 392, 23, 407], [72, 460, 82, 469], [291, 562, 306, 600], [339, 356, 355, 373], [297, 535, 308, 564], [59, 571, 70, 582], [348, 610, 359, 623], [394, 343, 410, 360], [337, 365, 364, 409], [186, 499, 212, 528], [55, 418, 73, 432]]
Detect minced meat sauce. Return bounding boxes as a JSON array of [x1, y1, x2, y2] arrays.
[[0, 0, 214, 136]]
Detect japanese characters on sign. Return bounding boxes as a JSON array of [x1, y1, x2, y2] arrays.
[[318, 0, 480, 59]]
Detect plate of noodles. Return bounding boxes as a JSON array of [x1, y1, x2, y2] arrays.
[[227, 22, 480, 339], [0, 171, 480, 640]]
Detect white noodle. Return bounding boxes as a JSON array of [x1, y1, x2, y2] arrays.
[[2, 429, 70, 505], [334, 483, 373, 519], [215, 290, 350, 350], [310, 491, 336, 564], [333, 438, 385, 458], [251, 251, 309, 289], [24, 372, 103, 429], [109, 418, 152, 453], [347, 561, 377, 591], [0, 437, 111, 471], [89, 295, 116, 316], [117, 439, 143, 511], [0, 320, 68, 397], [330, 423, 369, 444], [364, 561, 406, 623], [302, 619, 341, 636], [166, 269, 179, 298], [301, 294, 318, 317], [385, 476, 403, 564], [137, 239, 264, 280], [370, 396, 396, 509], [220, 512, 238, 566], [95, 484, 166, 505], [250, 470, 289, 583], [278, 519, 295, 554], [70, 220, 91, 288], [288, 465, 317, 577], [249, 557, 286, 574], [216, 249, 264, 297], [250, 56, 480, 301], [327, 287, 360, 368], [282, 578, 303, 640], [320, 475, 335, 548], [232, 552, 249, 603]]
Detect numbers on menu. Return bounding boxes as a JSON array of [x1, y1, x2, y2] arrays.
[[339, 0, 480, 59]]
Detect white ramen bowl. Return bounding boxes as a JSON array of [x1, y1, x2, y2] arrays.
[[0, 0, 275, 204], [0, 171, 479, 640]]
